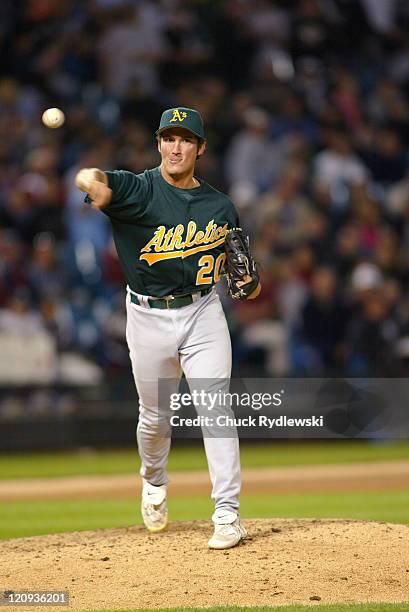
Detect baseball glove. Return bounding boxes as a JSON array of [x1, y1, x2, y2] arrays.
[[224, 228, 259, 300]]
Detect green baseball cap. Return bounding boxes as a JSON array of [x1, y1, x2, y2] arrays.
[[156, 107, 205, 140]]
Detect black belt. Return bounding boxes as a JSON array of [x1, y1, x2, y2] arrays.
[[130, 287, 212, 310]]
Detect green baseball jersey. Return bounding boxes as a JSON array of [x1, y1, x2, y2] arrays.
[[93, 167, 239, 297]]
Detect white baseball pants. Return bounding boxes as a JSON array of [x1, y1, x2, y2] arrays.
[[125, 288, 241, 515]]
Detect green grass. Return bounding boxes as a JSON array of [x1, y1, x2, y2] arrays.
[[1, 489, 408, 540], [90, 604, 409, 612], [0, 441, 408, 480]]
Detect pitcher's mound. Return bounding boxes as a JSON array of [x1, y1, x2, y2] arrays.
[[1, 518, 408, 611]]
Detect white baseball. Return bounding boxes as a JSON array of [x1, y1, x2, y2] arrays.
[[42, 107, 65, 129]]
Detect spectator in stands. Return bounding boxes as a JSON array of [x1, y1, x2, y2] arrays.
[[225, 106, 283, 194], [0, 231, 27, 306], [0, 288, 44, 336], [346, 290, 400, 376], [28, 232, 65, 304], [313, 127, 369, 214], [292, 266, 349, 375], [255, 160, 316, 249], [232, 268, 290, 376], [97, 3, 167, 97]]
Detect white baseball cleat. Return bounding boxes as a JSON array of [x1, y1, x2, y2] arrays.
[[141, 479, 168, 533], [208, 510, 247, 550]]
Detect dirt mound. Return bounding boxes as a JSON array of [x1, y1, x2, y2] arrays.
[[1, 518, 408, 611]]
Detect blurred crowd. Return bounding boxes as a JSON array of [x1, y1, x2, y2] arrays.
[[0, 0, 408, 411]]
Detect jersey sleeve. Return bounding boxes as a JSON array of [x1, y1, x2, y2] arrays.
[[85, 170, 150, 222]]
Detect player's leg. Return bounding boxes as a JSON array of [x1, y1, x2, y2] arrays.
[[178, 291, 242, 524], [126, 293, 182, 489]]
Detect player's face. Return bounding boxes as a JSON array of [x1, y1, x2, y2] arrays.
[[158, 128, 206, 177]]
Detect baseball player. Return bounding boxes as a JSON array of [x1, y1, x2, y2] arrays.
[[75, 107, 260, 549]]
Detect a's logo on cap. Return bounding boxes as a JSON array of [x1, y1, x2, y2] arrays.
[[170, 109, 187, 122]]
